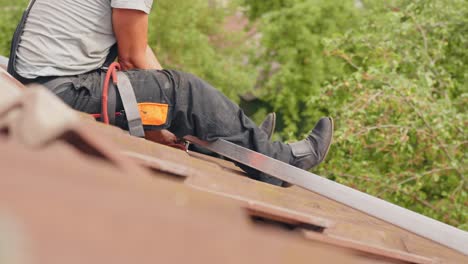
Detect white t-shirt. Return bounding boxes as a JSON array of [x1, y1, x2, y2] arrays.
[[15, 0, 153, 79]]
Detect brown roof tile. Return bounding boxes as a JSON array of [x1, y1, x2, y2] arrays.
[[0, 66, 466, 264]]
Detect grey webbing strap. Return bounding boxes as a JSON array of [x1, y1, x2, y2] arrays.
[[116, 72, 145, 138], [108, 80, 117, 125]]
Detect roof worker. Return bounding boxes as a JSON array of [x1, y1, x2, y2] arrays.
[[7, 0, 333, 183]]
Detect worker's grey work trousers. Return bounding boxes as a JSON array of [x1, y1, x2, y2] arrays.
[[42, 69, 292, 181]]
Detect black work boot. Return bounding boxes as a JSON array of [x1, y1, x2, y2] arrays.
[[259, 112, 276, 140], [288, 117, 334, 171]]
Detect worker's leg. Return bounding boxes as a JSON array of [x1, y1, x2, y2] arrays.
[[162, 70, 293, 165], [47, 69, 332, 181], [118, 69, 293, 175], [45, 70, 290, 163], [46, 70, 291, 179], [123, 69, 333, 180]]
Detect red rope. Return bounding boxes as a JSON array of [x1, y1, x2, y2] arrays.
[[101, 62, 121, 124], [90, 113, 122, 119]]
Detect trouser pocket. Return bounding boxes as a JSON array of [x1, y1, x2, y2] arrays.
[[122, 70, 175, 130]]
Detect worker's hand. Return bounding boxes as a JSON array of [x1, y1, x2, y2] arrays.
[[145, 129, 178, 145]]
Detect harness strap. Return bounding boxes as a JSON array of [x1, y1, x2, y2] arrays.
[[104, 45, 118, 68], [115, 72, 145, 138], [101, 63, 144, 138]]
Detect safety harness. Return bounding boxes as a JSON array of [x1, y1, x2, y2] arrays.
[[100, 62, 145, 137], [7, 0, 145, 138]]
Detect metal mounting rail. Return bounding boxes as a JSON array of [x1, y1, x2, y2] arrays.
[[184, 136, 468, 255]]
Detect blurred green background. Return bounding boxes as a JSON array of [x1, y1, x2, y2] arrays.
[[1, 0, 466, 229]]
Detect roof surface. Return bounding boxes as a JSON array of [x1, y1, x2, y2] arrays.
[[0, 64, 466, 264]]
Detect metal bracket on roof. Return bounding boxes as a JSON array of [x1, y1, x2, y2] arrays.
[[183, 136, 468, 256], [246, 201, 333, 232], [245, 202, 436, 263], [303, 230, 438, 264]]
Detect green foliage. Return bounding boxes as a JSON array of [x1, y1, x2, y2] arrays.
[[243, 0, 301, 20], [149, 0, 255, 101], [244, 0, 359, 135], [245, 0, 467, 229], [0, 0, 28, 56]]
